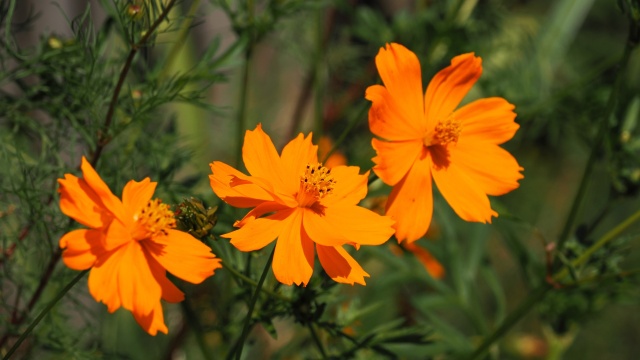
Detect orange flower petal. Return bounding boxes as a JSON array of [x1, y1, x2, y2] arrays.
[[242, 124, 289, 195], [371, 138, 423, 186], [318, 205, 395, 246], [79, 156, 127, 223], [431, 152, 497, 223], [272, 209, 314, 286], [366, 85, 425, 141], [386, 155, 433, 243], [301, 208, 348, 247], [367, 43, 425, 139], [223, 209, 293, 251], [145, 229, 221, 284], [317, 245, 369, 285], [132, 301, 168, 336], [319, 165, 368, 207], [209, 161, 274, 208], [58, 174, 111, 228], [115, 242, 161, 318], [103, 218, 133, 251], [234, 201, 292, 228], [424, 53, 482, 126], [88, 248, 124, 313], [59, 229, 104, 270], [450, 139, 523, 196], [455, 97, 519, 145], [403, 242, 445, 279], [280, 132, 318, 194], [121, 178, 156, 220]]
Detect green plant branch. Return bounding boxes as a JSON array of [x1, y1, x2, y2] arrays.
[[555, 207, 640, 281], [555, 19, 639, 253], [223, 257, 291, 302], [231, 247, 275, 360], [2, 270, 88, 360], [468, 204, 640, 360], [308, 322, 328, 359], [92, 0, 178, 167]]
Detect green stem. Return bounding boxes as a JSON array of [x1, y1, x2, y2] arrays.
[[308, 322, 328, 359], [313, 9, 324, 140], [3, 270, 88, 360], [322, 101, 368, 164], [223, 258, 290, 302], [233, 247, 274, 360], [158, 0, 201, 79], [555, 207, 640, 281], [466, 284, 552, 360], [234, 0, 255, 167], [555, 21, 637, 252], [468, 206, 640, 360], [235, 49, 252, 168]]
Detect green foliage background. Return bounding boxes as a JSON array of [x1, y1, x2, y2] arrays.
[[1, 0, 640, 359]]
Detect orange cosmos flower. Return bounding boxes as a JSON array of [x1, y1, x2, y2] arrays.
[[366, 43, 523, 242], [209, 124, 395, 286], [58, 157, 222, 335]]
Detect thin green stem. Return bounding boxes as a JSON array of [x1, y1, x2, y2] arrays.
[[466, 284, 552, 360], [234, 1, 255, 167], [555, 21, 638, 252], [92, 0, 178, 166], [322, 101, 368, 164], [555, 207, 640, 281], [468, 205, 640, 360], [308, 322, 328, 359], [313, 9, 324, 140], [233, 247, 274, 360], [3, 270, 88, 360], [158, 0, 201, 79], [234, 47, 252, 168], [223, 258, 291, 302]]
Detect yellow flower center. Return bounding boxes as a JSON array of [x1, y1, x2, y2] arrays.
[[297, 163, 336, 207], [423, 115, 462, 147], [134, 199, 176, 237]]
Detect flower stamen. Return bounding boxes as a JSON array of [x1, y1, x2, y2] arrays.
[[298, 163, 336, 207], [424, 115, 462, 147], [135, 199, 176, 237]]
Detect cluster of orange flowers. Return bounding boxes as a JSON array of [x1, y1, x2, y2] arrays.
[[58, 43, 522, 335]]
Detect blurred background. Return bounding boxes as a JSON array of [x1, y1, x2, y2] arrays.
[[2, 0, 640, 358]]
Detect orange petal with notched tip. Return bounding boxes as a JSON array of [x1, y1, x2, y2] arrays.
[[59, 229, 104, 270], [386, 154, 433, 243], [431, 153, 497, 223], [209, 161, 274, 208], [315, 204, 395, 246], [424, 53, 482, 126], [115, 242, 161, 318], [242, 124, 289, 195], [121, 178, 156, 221], [132, 300, 168, 336], [371, 138, 423, 186], [145, 230, 221, 284], [369, 43, 425, 137], [317, 244, 369, 285], [366, 85, 425, 141], [456, 97, 519, 145], [58, 174, 111, 229], [450, 139, 523, 196], [272, 209, 314, 286], [79, 157, 127, 224]]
